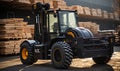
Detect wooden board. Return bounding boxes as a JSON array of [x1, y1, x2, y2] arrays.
[[0, 18, 32, 40], [28, 25, 34, 39], [53, 0, 67, 9], [70, 5, 84, 14], [15, 0, 31, 4], [0, 32, 32, 40], [108, 13, 114, 19], [0, 18, 24, 24], [96, 9, 102, 17], [103, 10, 108, 18], [0, 41, 15, 48], [83, 7, 91, 15], [91, 9, 98, 16], [114, 12, 119, 20], [78, 22, 99, 34], [0, 39, 27, 55], [0, 48, 14, 55]]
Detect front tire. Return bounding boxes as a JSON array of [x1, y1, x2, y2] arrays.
[[51, 42, 73, 69], [20, 42, 38, 65], [92, 56, 111, 64]]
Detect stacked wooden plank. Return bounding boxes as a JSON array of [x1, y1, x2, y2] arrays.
[[114, 12, 120, 20], [70, 5, 91, 16], [91, 9, 98, 16], [78, 22, 99, 34], [108, 13, 114, 19], [0, 18, 32, 40], [96, 9, 102, 17], [114, 32, 119, 44], [115, 25, 120, 44], [1, 0, 119, 21], [14, 0, 31, 4], [31, 0, 41, 3], [70, 5, 84, 14], [0, 39, 26, 55], [59, 4, 119, 20], [53, 0, 67, 9], [103, 10, 109, 18], [83, 7, 91, 15], [28, 25, 34, 39], [0, 18, 32, 55]]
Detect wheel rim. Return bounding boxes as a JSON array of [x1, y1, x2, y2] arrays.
[[22, 48, 28, 60], [54, 49, 62, 62]]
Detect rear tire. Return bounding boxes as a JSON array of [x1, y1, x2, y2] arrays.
[[92, 56, 111, 64], [20, 42, 38, 65], [51, 42, 73, 69]]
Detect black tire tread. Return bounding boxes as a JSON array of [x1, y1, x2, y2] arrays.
[[51, 42, 73, 69], [20, 42, 38, 65]]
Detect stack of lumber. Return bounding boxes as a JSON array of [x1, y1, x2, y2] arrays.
[[0, 18, 32, 39], [114, 12, 120, 20], [28, 25, 34, 39], [1, 0, 120, 20], [0, 18, 32, 55], [64, 5, 119, 20], [115, 25, 120, 44], [83, 7, 91, 15], [103, 10, 108, 18], [97, 9, 102, 17], [70, 5, 84, 14], [53, 0, 67, 9], [29, 0, 42, 3], [14, 0, 31, 4], [78, 22, 99, 34], [0, 39, 26, 55], [91, 9, 98, 16], [114, 32, 119, 44], [108, 13, 114, 19]]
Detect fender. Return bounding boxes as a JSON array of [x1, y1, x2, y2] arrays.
[[75, 27, 94, 38], [20, 40, 37, 47], [66, 27, 94, 38]]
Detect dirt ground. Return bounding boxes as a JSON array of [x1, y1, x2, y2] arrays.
[[0, 47, 120, 71]]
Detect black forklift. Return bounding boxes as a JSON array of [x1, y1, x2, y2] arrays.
[[20, 3, 114, 69]]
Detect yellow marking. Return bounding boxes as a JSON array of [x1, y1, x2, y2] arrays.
[[67, 32, 75, 38], [22, 48, 28, 60]]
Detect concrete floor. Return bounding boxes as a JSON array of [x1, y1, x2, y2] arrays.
[[0, 47, 120, 71]]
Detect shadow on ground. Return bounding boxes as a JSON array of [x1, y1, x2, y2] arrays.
[[0, 62, 114, 71], [0, 55, 19, 62]]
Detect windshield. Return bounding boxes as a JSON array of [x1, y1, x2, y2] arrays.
[[58, 11, 77, 32]]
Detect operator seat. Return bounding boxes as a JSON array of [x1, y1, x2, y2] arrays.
[[53, 22, 58, 33]]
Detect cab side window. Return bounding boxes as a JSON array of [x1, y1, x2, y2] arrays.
[[49, 14, 58, 32]]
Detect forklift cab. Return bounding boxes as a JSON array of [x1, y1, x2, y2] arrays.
[[47, 10, 78, 39], [34, 8, 79, 43]]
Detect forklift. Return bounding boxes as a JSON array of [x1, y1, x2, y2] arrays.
[[20, 2, 114, 69]]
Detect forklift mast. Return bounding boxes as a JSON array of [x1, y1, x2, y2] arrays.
[[32, 3, 50, 43]]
